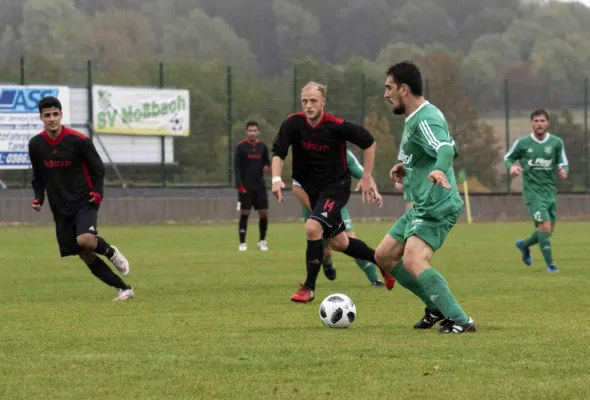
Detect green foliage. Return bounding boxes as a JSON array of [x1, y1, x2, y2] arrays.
[[549, 110, 587, 192]]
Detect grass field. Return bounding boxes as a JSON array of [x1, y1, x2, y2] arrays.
[[1, 221, 590, 399]]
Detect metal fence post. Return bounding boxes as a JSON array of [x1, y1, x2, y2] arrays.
[[293, 67, 298, 113], [585, 77, 589, 193], [159, 61, 166, 188], [227, 65, 233, 186], [20, 57, 25, 85], [505, 78, 510, 194], [87, 60, 93, 140]]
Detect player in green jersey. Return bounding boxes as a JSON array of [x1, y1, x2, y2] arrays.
[[504, 109, 568, 273], [374, 61, 475, 334], [396, 148, 413, 210], [292, 149, 395, 289]]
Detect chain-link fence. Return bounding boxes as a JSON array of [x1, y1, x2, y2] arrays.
[[0, 57, 588, 193]]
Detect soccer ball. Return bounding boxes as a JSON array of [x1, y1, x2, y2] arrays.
[[319, 293, 356, 328], [169, 114, 184, 134]]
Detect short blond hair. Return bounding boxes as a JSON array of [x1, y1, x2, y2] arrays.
[[301, 81, 327, 98]]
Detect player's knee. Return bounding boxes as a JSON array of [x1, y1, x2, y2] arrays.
[[328, 233, 349, 252], [374, 246, 392, 269], [78, 250, 96, 264], [258, 210, 268, 219], [76, 234, 96, 250], [538, 221, 551, 233], [240, 210, 250, 217], [305, 219, 323, 240]]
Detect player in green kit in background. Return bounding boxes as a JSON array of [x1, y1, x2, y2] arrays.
[[504, 109, 568, 273], [292, 148, 395, 289], [374, 61, 476, 334]]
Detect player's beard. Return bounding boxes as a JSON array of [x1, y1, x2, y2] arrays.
[[392, 104, 405, 115]]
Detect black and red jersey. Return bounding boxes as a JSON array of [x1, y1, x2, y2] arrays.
[[28, 126, 105, 217], [272, 112, 374, 194], [234, 139, 270, 189]]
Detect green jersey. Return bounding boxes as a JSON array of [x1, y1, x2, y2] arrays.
[[504, 133, 568, 204], [346, 149, 364, 180], [398, 101, 463, 219]]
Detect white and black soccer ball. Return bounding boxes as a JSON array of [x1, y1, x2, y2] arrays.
[[319, 293, 356, 328], [169, 114, 184, 134]]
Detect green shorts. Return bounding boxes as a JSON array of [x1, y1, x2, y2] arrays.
[[302, 206, 354, 248], [527, 200, 556, 226], [387, 208, 460, 251]]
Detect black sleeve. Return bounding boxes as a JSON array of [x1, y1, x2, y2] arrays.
[[272, 117, 293, 160], [262, 143, 270, 167], [28, 139, 45, 204], [80, 137, 105, 197], [234, 145, 243, 188], [339, 121, 375, 150]]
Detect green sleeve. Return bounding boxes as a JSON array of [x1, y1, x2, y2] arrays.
[[504, 139, 521, 169], [346, 149, 364, 180], [556, 139, 569, 173], [432, 145, 454, 173]]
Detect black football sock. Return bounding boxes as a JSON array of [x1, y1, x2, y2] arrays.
[[95, 236, 115, 259], [86, 257, 130, 290], [304, 239, 324, 290], [343, 237, 377, 264], [259, 217, 268, 241], [239, 214, 249, 243]]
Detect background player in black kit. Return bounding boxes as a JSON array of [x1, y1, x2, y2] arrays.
[[234, 121, 271, 251], [28, 96, 134, 301], [271, 82, 384, 303]]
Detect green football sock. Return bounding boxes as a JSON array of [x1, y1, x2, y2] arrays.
[[355, 259, 380, 282], [522, 229, 539, 248], [390, 261, 438, 310], [322, 254, 332, 267], [416, 268, 469, 323], [538, 231, 554, 265]]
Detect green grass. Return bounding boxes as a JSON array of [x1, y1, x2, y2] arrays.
[[1, 221, 590, 399]]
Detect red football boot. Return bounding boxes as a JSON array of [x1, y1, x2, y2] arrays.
[[291, 284, 315, 303]]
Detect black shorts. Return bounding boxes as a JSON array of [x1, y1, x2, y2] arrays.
[[308, 187, 350, 239], [54, 206, 99, 257], [238, 187, 268, 211]]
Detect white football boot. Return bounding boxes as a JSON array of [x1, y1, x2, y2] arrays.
[[114, 286, 134, 301], [239, 243, 247, 251], [258, 240, 268, 251], [109, 246, 130, 276]]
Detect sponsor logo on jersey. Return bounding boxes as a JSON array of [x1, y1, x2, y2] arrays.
[[301, 139, 330, 152], [399, 150, 413, 165], [43, 159, 72, 168], [528, 158, 553, 168]]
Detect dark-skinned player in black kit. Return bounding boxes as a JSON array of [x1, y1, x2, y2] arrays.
[[271, 81, 394, 303], [234, 120, 271, 252], [28, 96, 134, 301]]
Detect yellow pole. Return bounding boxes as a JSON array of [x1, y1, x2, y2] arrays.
[[463, 180, 472, 224]]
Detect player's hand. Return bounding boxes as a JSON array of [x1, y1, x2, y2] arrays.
[[428, 170, 451, 190], [237, 186, 247, 194], [272, 180, 285, 202], [356, 175, 378, 204], [510, 165, 522, 177], [394, 181, 403, 191], [389, 163, 405, 183], [558, 166, 568, 179], [31, 199, 42, 212], [89, 192, 102, 205]]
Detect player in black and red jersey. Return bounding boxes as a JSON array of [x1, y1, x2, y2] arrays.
[[28, 96, 133, 301], [234, 121, 271, 251], [271, 82, 394, 303]]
